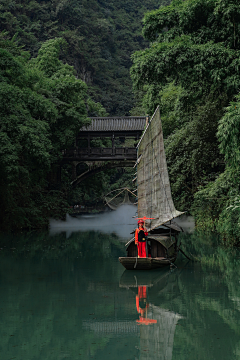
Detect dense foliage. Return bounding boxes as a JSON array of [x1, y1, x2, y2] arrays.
[[0, 0, 170, 115], [0, 34, 104, 231], [3, 0, 240, 243], [131, 0, 240, 244], [0, 0, 173, 231], [0, 0, 170, 230]]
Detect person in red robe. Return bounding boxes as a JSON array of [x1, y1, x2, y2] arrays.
[[135, 219, 148, 258]]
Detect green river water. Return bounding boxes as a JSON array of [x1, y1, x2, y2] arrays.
[[1, 210, 240, 360]]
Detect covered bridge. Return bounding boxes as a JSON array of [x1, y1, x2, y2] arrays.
[[62, 116, 147, 161]]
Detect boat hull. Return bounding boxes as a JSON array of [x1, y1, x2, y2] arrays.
[[118, 255, 176, 270]]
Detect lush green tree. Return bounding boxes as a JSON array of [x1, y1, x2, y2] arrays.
[[0, 1, 174, 227], [0, 0, 170, 115], [0, 36, 93, 230], [192, 95, 240, 245], [131, 0, 240, 214]]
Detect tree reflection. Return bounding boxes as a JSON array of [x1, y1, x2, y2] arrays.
[[1, 230, 240, 359]]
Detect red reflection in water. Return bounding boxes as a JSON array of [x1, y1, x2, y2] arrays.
[[136, 286, 157, 325]]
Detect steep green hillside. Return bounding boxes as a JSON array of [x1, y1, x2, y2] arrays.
[[0, 0, 171, 230], [0, 0, 170, 115], [131, 0, 240, 244]]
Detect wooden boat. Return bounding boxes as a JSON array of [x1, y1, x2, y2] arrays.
[[119, 222, 183, 270], [119, 107, 184, 270]]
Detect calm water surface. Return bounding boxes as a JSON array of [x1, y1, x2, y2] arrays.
[[1, 219, 240, 360]]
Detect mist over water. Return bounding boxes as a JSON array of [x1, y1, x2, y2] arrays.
[[49, 204, 137, 239], [50, 206, 195, 239], [174, 215, 195, 233]]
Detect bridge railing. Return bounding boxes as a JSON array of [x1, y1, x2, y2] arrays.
[[62, 147, 137, 160]]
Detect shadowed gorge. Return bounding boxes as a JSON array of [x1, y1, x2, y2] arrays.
[[2, 1, 240, 358], [0, 0, 171, 231], [131, 0, 240, 244]]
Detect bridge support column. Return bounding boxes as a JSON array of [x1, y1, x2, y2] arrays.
[[112, 133, 115, 155]]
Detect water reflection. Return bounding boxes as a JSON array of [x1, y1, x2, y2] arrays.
[[135, 285, 156, 325], [0, 229, 240, 359], [120, 271, 182, 360]]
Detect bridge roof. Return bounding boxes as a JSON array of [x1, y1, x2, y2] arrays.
[[80, 116, 146, 132]]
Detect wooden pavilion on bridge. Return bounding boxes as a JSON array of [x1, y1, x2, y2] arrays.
[[62, 116, 147, 162]]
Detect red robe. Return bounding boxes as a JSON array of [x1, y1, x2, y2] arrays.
[[135, 227, 148, 257]]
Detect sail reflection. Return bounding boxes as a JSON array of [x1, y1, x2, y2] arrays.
[[120, 271, 182, 360]]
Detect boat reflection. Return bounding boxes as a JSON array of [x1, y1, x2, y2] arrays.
[[120, 271, 182, 360]]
